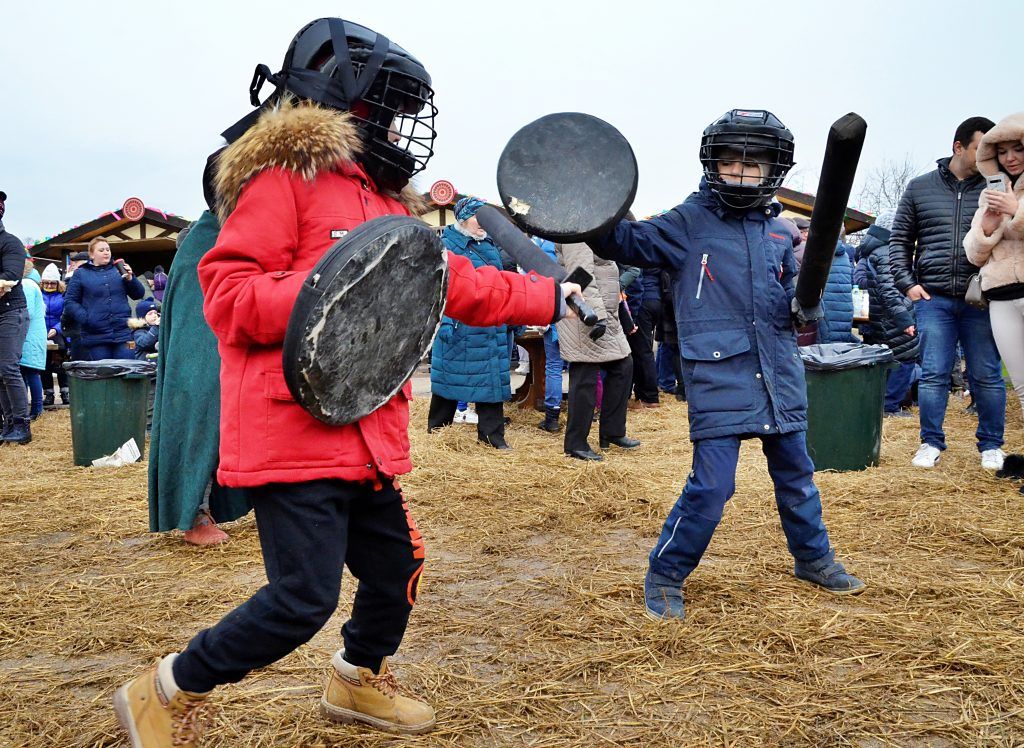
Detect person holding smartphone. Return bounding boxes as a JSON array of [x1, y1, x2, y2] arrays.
[[63, 237, 145, 360], [965, 112, 1024, 421]]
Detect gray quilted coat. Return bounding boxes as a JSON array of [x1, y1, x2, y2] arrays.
[[555, 242, 630, 363]]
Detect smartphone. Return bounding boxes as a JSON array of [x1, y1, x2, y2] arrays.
[[985, 173, 1008, 193]]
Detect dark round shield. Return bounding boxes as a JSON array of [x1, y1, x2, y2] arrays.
[[283, 215, 448, 425], [497, 112, 638, 242]]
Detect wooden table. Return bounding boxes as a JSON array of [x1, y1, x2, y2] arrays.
[[512, 330, 547, 411]]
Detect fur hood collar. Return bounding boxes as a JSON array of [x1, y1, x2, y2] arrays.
[[214, 100, 425, 223], [976, 111, 1024, 192]]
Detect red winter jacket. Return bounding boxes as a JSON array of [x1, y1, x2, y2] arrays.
[[199, 103, 557, 487]]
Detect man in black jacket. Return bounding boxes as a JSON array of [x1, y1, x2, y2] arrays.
[[889, 117, 1005, 470], [0, 190, 31, 444]]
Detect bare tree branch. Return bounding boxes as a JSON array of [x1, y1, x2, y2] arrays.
[[857, 156, 925, 215]]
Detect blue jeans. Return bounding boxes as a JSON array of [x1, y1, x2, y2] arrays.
[[884, 362, 918, 413], [542, 328, 563, 410], [21, 367, 43, 418], [915, 295, 1005, 452], [656, 339, 681, 393], [648, 432, 831, 582], [0, 308, 29, 422]]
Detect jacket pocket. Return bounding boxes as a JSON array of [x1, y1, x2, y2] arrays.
[[681, 329, 756, 413], [264, 367, 331, 463]]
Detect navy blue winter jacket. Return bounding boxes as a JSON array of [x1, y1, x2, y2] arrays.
[[818, 243, 856, 344], [853, 225, 919, 362], [593, 182, 807, 440], [430, 226, 511, 403], [63, 261, 145, 347]]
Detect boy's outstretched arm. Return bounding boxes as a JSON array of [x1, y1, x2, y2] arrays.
[[589, 210, 688, 269]]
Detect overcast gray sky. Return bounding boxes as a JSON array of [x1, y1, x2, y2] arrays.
[[1, 0, 1019, 242]]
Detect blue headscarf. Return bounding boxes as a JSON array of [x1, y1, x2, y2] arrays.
[[454, 196, 487, 222]]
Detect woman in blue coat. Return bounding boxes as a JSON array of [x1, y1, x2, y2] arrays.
[[592, 109, 864, 620], [428, 197, 513, 449], [19, 264, 47, 423], [63, 238, 144, 360]]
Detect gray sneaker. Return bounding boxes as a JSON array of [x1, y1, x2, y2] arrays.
[[794, 551, 865, 595], [644, 572, 686, 620]]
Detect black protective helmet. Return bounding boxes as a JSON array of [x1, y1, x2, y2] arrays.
[[223, 18, 437, 192], [699, 109, 795, 210]]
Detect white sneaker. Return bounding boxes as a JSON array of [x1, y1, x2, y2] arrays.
[[981, 448, 1005, 470], [912, 443, 941, 468]]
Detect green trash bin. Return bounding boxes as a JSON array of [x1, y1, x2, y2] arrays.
[[65, 360, 154, 467], [801, 344, 896, 472]]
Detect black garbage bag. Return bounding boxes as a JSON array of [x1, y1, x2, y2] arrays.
[[799, 343, 894, 372], [63, 359, 157, 379]]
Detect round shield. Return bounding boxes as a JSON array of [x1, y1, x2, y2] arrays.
[[497, 112, 638, 242], [283, 215, 448, 425]]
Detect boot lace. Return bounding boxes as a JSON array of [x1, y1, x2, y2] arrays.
[[365, 671, 400, 699], [171, 699, 212, 746]]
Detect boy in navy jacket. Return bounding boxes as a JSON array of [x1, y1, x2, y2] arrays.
[[592, 110, 864, 620]]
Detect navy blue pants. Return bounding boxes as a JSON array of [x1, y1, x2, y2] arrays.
[[81, 342, 131, 360], [648, 432, 831, 582], [173, 479, 424, 692]]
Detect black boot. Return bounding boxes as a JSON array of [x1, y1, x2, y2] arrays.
[[479, 434, 512, 450], [42, 390, 55, 408], [537, 406, 561, 433], [3, 418, 31, 445], [0, 416, 11, 443], [60, 387, 70, 405]]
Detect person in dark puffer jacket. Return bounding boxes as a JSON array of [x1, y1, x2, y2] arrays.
[[853, 211, 920, 416], [0, 190, 30, 443], [889, 116, 1006, 471], [818, 240, 856, 343]]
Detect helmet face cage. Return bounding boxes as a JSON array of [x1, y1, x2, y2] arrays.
[[700, 129, 794, 210], [355, 67, 437, 182]]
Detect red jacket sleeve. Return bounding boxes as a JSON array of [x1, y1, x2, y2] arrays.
[[198, 168, 306, 347], [443, 251, 557, 327]]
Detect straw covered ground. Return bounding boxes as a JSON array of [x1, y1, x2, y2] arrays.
[[1, 396, 1023, 747]]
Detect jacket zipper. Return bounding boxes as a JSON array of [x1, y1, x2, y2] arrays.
[[696, 253, 712, 299], [953, 189, 963, 286]]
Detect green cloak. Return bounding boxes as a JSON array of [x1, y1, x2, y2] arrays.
[[148, 210, 252, 532]]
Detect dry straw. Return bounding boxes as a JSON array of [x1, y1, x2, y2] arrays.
[[1, 396, 1022, 746]]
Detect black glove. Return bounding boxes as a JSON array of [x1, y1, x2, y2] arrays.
[[588, 321, 608, 341], [791, 297, 824, 327]]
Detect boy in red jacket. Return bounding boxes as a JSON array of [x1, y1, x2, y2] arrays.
[[114, 19, 577, 748]]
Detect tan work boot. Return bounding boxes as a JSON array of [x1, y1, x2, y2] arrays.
[[321, 651, 435, 734], [114, 656, 211, 747]]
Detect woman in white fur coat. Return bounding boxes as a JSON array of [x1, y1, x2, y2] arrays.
[[965, 112, 1024, 418]]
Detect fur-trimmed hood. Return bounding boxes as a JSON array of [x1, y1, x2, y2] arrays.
[[213, 100, 425, 223], [976, 111, 1024, 192]]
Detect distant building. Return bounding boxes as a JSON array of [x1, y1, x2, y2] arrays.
[[28, 198, 191, 272]]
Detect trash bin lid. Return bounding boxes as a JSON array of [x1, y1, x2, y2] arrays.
[[63, 359, 157, 379], [799, 343, 894, 371]]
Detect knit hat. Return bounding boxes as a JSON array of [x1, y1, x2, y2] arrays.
[[454, 196, 487, 222], [136, 299, 159, 318], [70, 251, 89, 262], [41, 264, 61, 282], [873, 210, 897, 232], [794, 216, 810, 230]]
